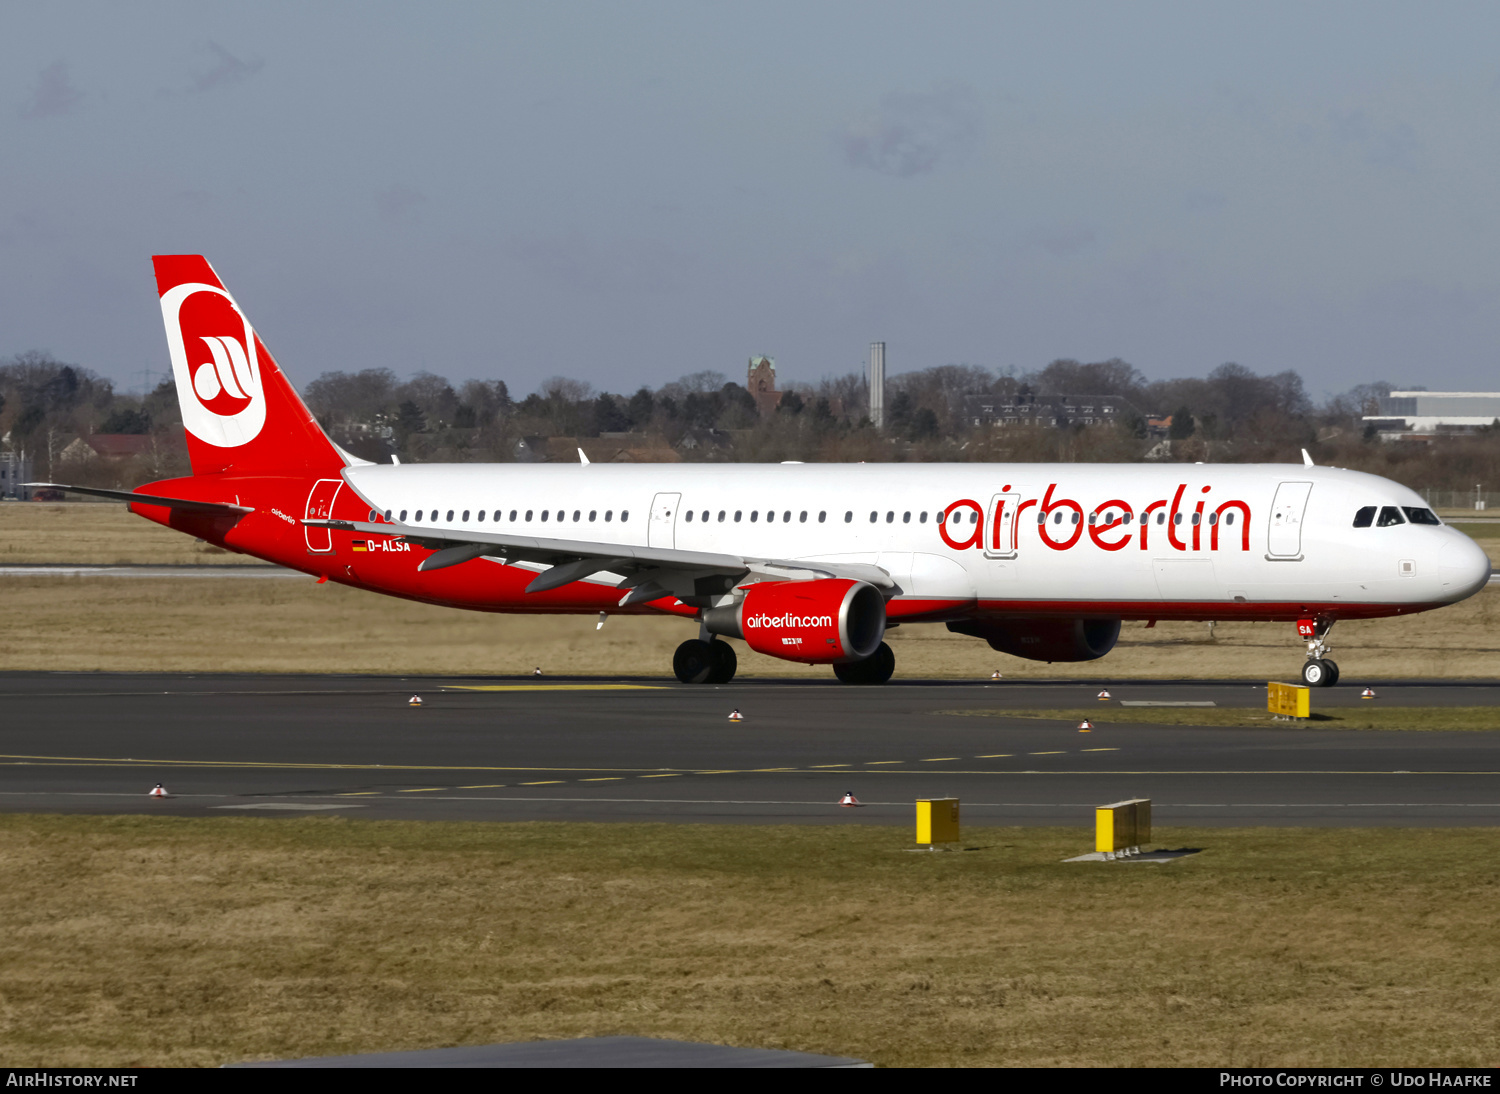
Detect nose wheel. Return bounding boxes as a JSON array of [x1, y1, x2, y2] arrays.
[[1297, 617, 1339, 688]]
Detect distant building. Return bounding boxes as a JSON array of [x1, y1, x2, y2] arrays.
[[59, 434, 156, 462], [962, 393, 1135, 429], [747, 356, 780, 417], [1364, 391, 1500, 438], [0, 450, 33, 499]]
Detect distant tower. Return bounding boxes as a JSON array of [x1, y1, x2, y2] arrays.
[[868, 342, 886, 429], [747, 355, 780, 417]]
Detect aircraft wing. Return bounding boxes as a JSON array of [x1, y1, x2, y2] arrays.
[[25, 483, 254, 516], [306, 516, 895, 605]]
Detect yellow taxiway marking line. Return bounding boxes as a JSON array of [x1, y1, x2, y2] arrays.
[[399, 788, 449, 793], [1081, 748, 1120, 752], [640, 773, 681, 778], [447, 684, 664, 692], [809, 764, 850, 768], [1029, 751, 1066, 755], [337, 792, 381, 796], [580, 777, 623, 782], [694, 770, 737, 774], [520, 780, 565, 785], [751, 767, 796, 772], [975, 754, 1013, 758], [456, 784, 509, 789], [865, 761, 903, 765], [920, 757, 961, 762]]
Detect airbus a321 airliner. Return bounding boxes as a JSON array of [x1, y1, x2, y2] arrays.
[[35, 256, 1493, 686]]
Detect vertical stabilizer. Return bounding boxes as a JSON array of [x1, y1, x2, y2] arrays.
[[153, 255, 344, 477]]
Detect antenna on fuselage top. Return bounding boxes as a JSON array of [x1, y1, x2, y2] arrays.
[[1301, 448, 1314, 467], [578, 448, 590, 465]]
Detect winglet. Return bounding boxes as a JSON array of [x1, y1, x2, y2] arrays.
[[1302, 448, 1314, 467]]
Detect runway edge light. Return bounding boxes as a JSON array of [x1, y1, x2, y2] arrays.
[[148, 783, 168, 798], [916, 797, 960, 848]]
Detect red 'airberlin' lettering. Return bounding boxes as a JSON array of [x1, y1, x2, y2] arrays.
[[938, 499, 983, 550], [942, 485, 1252, 554]]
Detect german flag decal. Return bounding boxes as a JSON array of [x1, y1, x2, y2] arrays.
[[352, 540, 367, 552]]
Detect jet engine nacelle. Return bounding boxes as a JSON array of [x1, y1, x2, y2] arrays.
[[947, 617, 1121, 663], [703, 578, 886, 664]]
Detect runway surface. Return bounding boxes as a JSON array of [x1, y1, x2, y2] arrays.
[[3, 673, 1500, 827]]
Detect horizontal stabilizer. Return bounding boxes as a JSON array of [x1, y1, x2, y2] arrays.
[[26, 483, 253, 516]]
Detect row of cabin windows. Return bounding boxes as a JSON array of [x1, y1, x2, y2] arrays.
[[1352, 505, 1441, 528], [385, 509, 631, 524], [370, 506, 1240, 528]]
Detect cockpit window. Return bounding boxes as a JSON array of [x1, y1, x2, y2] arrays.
[[1377, 506, 1406, 527], [1353, 506, 1375, 528], [1403, 507, 1441, 525]]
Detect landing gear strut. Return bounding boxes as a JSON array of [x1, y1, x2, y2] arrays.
[[833, 641, 895, 685], [1298, 618, 1339, 688], [672, 638, 737, 684]]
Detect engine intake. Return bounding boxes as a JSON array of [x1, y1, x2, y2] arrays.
[[703, 579, 886, 664], [947, 617, 1121, 663]]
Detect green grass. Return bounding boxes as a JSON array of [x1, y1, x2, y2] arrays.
[[1, 815, 1499, 1067], [940, 706, 1500, 731]]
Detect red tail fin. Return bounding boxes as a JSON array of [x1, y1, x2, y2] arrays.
[[153, 255, 344, 477]]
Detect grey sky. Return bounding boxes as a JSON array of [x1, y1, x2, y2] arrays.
[[4, 1, 1500, 401]]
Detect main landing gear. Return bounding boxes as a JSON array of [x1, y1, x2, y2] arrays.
[[673, 638, 737, 684], [1298, 618, 1340, 688], [833, 641, 896, 685]]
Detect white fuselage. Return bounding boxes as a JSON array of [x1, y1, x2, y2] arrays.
[[342, 461, 1491, 620]]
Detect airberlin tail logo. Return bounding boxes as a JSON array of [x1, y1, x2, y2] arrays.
[[160, 282, 267, 448]]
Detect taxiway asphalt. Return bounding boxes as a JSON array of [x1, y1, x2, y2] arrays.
[[2, 673, 1499, 827]]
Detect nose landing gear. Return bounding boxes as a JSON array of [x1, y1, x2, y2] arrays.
[[1297, 617, 1339, 687]]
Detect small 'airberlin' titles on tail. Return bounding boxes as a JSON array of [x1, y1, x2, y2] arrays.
[[153, 255, 344, 478]]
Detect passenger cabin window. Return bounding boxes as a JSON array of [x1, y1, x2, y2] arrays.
[[1353, 506, 1376, 528], [415, 510, 424, 522], [525, 510, 533, 521], [701, 511, 708, 521], [399, 510, 408, 522], [902, 512, 910, 523], [783, 511, 791, 522], [870, 512, 878, 523], [605, 511, 613, 522], [462, 510, 470, 521], [541, 511, 549, 521], [765, 511, 773, 523], [844, 511, 852, 523], [447, 510, 454, 521], [476, 511, 484, 522], [589, 510, 597, 521], [572, 510, 580, 521], [734, 511, 742, 522], [685, 510, 694, 522], [751, 511, 759, 522], [1224, 512, 1235, 525], [1404, 507, 1441, 525], [621, 511, 629, 522], [1377, 506, 1405, 527], [918, 512, 927, 523], [508, 510, 517, 521]]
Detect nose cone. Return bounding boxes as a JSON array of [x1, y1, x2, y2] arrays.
[[1439, 534, 1492, 601]]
